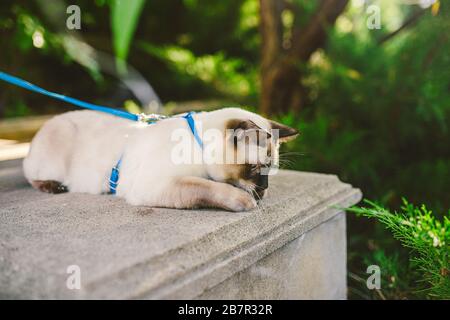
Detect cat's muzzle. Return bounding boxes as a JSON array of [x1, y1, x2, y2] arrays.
[[252, 187, 267, 200]]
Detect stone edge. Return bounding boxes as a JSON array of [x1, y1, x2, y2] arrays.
[[83, 174, 362, 299]]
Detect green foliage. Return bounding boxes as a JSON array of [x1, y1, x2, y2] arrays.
[[139, 42, 258, 102], [110, 0, 146, 70], [3, 99, 31, 118], [282, 4, 450, 213], [347, 199, 449, 299], [274, 3, 450, 299], [0, 0, 261, 113]]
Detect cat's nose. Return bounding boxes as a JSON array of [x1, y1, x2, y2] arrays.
[[256, 174, 268, 190]]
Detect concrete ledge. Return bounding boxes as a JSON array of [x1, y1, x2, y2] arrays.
[[0, 160, 361, 299], [198, 212, 347, 299]]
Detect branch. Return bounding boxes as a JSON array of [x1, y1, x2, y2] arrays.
[[259, 0, 284, 72], [378, 8, 427, 45], [289, 0, 349, 61]]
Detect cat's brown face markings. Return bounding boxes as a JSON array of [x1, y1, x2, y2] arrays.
[[240, 163, 269, 199], [223, 163, 268, 198], [219, 118, 298, 199]]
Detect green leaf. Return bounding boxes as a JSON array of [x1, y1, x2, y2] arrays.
[[110, 0, 145, 69]]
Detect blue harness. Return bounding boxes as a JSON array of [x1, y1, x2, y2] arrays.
[[108, 111, 202, 194], [0, 71, 203, 194]]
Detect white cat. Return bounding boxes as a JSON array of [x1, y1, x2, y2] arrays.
[[23, 108, 298, 211]]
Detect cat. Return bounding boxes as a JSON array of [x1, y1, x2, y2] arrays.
[[23, 108, 298, 211]]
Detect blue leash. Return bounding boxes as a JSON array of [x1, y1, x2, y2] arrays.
[[0, 71, 203, 194], [0, 71, 139, 122]]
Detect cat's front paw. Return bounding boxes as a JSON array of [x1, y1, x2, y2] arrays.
[[226, 189, 257, 212]]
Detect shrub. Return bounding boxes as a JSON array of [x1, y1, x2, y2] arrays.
[[347, 199, 449, 299]]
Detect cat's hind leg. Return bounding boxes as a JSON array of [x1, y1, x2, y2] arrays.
[[31, 180, 68, 194], [23, 114, 76, 190]]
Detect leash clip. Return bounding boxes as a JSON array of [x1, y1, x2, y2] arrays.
[[136, 113, 168, 124]]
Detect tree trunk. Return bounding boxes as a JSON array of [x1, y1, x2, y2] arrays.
[[260, 59, 302, 114], [259, 0, 349, 116]]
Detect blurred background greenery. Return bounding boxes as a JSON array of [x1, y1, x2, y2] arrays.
[[0, 0, 448, 299]]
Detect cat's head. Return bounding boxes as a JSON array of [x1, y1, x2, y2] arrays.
[[203, 108, 298, 200]]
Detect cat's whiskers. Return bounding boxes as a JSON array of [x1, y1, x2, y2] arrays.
[[247, 182, 267, 215], [278, 150, 305, 169], [278, 159, 295, 169], [279, 151, 305, 156]]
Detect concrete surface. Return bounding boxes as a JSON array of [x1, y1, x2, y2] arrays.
[[197, 213, 347, 299], [0, 159, 361, 299]]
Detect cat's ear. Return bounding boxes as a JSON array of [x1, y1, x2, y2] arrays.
[[269, 120, 299, 143], [228, 119, 271, 143], [233, 119, 262, 131]]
